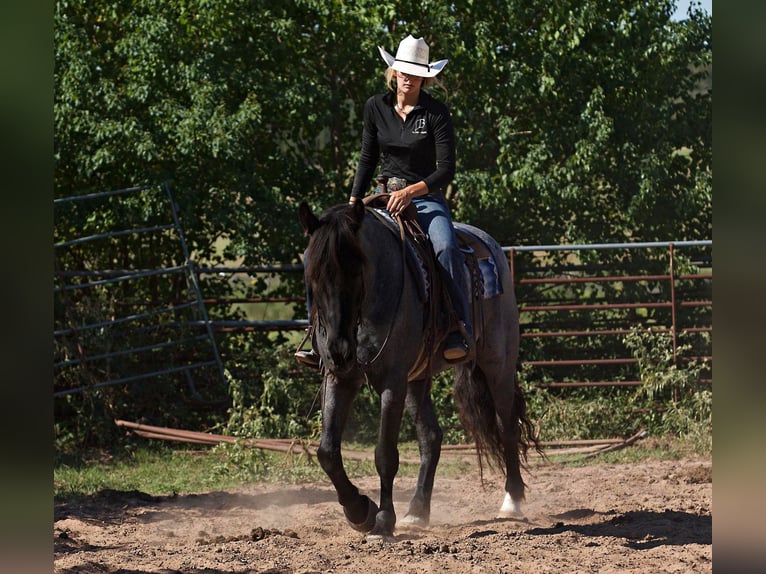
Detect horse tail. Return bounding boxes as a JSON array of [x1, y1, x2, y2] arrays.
[[453, 363, 541, 479], [453, 364, 503, 476]]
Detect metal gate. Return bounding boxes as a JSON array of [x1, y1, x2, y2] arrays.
[[53, 183, 226, 399]]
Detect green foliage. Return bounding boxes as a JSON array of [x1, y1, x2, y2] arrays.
[[53, 444, 328, 499], [624, 326, 712, 451], [210, 442, 271, 483], [222, 359, 320, 440], [484, 0, 712, 247], [55, 0, 711, 252], [53, 436, 700, 500], [219, 338, 387, 445], [521, 380, 643, 442], [517, 325, 712, 454], [54, 444, 229, 497], [426, 370, 466, 444]]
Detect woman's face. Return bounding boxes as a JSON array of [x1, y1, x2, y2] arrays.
[[396, 70, 424, 95]]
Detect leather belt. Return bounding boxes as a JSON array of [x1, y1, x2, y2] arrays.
[[374, 175, 409, 195], [386, 177, 408, 192]]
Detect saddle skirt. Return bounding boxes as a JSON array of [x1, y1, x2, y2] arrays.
[[454, 222, 504, 301]]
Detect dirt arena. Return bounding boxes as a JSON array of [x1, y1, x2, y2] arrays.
[[54, 455, 711, 573]]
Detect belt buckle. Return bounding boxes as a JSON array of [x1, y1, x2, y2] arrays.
[[387, 177, 407, 192]]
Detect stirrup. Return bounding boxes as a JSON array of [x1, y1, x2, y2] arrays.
[[294, 349, 321, 369], [294, 326, 320, 369], [443, 332, 469, 362], [443, 321, 474, 364]]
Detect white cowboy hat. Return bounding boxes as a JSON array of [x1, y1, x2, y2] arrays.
[[378, 35, 448, 78]]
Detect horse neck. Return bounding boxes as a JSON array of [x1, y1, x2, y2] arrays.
[[357, 218, 406, 317]]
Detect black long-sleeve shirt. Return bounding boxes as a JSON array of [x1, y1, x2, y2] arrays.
[[350, 90, 456, 199]]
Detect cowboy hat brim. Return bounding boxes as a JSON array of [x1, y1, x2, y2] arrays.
[[378, 46, 447, 78]]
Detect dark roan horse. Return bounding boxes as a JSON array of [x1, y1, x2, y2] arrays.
[[299, 199, 538, 540]]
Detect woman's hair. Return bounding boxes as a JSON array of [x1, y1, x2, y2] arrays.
[[385, 68, 446, 96]]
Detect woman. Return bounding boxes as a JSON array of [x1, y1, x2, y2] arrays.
[[296, 34, 472, 367]]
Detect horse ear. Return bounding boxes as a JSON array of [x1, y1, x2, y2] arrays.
[[350, 199, 366, 226], [299, 202, 320, 236]]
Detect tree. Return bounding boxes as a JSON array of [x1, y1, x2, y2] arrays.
[[432, 0, 712, 248], [56, 0, 711, 257]]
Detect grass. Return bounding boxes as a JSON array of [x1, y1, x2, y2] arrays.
[[54, 435, 708, 502], [54, 446, 243, 499], [53, 441, 413, 501]]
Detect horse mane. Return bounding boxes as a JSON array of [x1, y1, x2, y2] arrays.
[[304, 204, 368, 296]]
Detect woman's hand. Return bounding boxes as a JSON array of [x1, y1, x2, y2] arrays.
[[386, 188, 413, 216]]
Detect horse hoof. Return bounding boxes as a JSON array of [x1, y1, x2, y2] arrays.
[[398, 514, 429, 529], [497, 492, 523, 518], [345, 497, 378, 533], [365, 531, 395, 543]]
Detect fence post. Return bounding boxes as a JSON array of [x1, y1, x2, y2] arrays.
[[669, 242, 678, 404], [508, 247, 517, 287]]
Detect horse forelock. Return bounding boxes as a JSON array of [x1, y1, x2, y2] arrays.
[[305, 205, 367, 295]]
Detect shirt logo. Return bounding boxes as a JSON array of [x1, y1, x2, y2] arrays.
[[412, 118, 427, 135]]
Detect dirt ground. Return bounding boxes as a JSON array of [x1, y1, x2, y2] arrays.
[[54, 454, 712, 573]]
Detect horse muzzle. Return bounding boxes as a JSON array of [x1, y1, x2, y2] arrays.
[[325, 339, 359, 377]]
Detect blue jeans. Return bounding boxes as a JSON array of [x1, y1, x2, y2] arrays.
[[412, 194, 472, 338]]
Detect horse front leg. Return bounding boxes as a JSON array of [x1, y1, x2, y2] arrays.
[[316, 375, 378, 533], [367, 384, 407, 540], [399, 378, 442, 528]]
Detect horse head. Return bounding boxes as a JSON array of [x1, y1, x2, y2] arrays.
[[299, 201, 368, 376]]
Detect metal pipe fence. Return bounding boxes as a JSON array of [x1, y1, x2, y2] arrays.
[[54, 183, 711, 398], [195, 240, 712, 390], [507, 241, 712, 389]]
